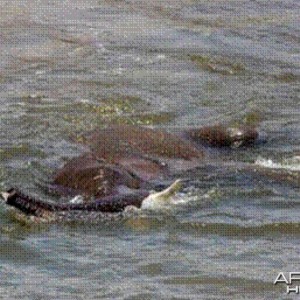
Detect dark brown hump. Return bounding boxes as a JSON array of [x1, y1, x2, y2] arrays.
[[81, 125, 204, 161]]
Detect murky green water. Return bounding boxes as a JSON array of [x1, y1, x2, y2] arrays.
[[0, 0, 299, 299]]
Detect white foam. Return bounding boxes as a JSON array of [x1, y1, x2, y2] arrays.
[[69, 195, 84, 204], [255, 156, 300, 171], [140, 186, 220, 212]]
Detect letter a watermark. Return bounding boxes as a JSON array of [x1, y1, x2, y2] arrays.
[[274, 272, 289, 285]]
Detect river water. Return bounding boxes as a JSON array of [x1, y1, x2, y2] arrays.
[[0, 0, 299, 299]]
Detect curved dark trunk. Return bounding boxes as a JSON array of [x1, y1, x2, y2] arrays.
[[2, 189, 150, 217]]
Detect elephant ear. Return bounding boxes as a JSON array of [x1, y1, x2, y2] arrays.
[[186, 124, 259, 148], [51, 152, 142, 199], [117, 156, 169, 182]]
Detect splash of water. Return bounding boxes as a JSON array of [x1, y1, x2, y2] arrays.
[[255, 155, 300, 171]]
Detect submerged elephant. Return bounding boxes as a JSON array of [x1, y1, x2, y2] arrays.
[[1, 124, 260, 222]]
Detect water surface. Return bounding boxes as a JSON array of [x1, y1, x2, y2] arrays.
[[0, 0, 299, 299]]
